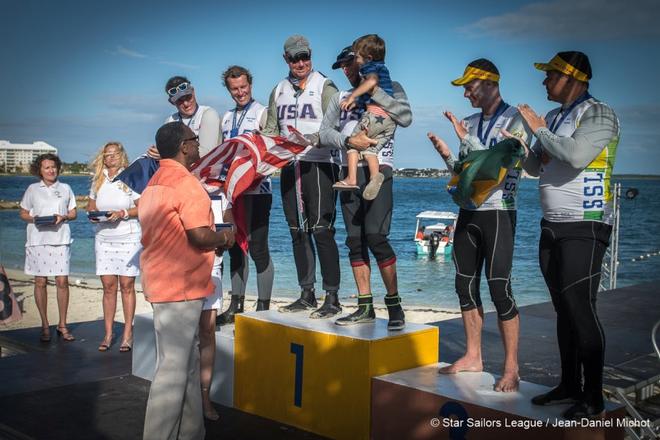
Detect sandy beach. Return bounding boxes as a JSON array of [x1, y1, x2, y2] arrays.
[[1, 268, 460, 332]]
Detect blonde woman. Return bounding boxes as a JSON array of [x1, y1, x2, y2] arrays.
[[87, 142, 141, 352]]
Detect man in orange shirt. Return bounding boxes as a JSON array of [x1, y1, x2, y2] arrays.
[[140, 121, 234, 440]]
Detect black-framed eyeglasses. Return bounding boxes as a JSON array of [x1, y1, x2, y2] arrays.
[[287, 53, 310, 63], [167, 82, 191, 96], [182, 135, 199, 144]]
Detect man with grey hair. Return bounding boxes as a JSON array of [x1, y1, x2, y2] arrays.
[[262, 35, 342, 318]]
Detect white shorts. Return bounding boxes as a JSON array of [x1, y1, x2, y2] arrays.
[[24, 245, 71, 276], [95, 237, 141, 277], [202, 255, 223, 311]]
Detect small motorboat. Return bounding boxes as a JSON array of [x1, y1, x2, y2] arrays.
[[414, 211, 458, 259]]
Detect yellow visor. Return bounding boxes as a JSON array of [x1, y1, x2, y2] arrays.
[[451, 66, 500, 86], [534, 55, 589, 82]]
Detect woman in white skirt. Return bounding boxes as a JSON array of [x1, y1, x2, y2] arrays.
[[199, 193, 232, 420], [19, 153, 77, 342], [87, 142, 141, 352]]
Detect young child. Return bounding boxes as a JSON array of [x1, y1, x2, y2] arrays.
[[334, 34, 397, 201]]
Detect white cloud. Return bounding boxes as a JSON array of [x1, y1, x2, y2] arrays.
[[112, 45, 148, 59], [106, 46, 199, 70], [460, 0, 660, 40]]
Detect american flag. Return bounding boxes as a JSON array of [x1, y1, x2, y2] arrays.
[[191, 128, 310, 202], [191, 128, 311, 253]]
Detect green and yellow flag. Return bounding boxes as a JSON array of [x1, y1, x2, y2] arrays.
[[447, 138, 525, 209]]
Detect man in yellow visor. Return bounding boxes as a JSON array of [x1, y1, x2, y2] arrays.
[[519, 51, 620, 420], [428, 58, 531, 393]]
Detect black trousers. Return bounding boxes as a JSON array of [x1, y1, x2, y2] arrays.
[[539, 219, 612, 403], [280, 161, 340, 292], [339, 166, 396, 268], [452, 209, 518, 321], [228, 193, 272, 297]]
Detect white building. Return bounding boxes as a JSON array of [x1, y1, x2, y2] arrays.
[[0, 140, 58, 173]]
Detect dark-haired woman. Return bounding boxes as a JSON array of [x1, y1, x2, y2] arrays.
[[19, 153, 77, 342]]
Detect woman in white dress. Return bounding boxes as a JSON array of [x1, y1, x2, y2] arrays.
[[19, 153, 77, 342], [87, 142, 141, 352]]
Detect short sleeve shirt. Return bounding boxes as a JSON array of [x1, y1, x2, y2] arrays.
[[358, 61, 394, 107], [138, 159, 215, 303], [90, 168, 141, 241], [20, 180, 76, 246]]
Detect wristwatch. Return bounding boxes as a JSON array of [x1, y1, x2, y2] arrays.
[[122, 209, 129, 220]]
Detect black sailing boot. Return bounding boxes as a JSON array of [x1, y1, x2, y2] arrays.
[[216, 295, 244, 326], [278, 288, 317, 313], [385, 294, 405, 331], [256, 299, 270, 311], [310, 291, 342, 319], [335, 294, 375, 326]]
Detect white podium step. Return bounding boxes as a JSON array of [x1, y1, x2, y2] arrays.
[[132, 312, 235, 407], [371, 363, 625, 440]]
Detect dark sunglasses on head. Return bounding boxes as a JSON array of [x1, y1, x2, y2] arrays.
[[287, 53, 310, 63], [167, 82, 191, 96]]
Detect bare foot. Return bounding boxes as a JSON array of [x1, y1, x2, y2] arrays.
[[494, 369, 520, 392], [203, 399, 219, 421], [438, 356, 483, 374]]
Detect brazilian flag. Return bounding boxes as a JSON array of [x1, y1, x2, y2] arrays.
[[447, 138, 525, 209]]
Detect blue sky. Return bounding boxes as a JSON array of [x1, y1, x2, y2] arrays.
[[2, 0, 659, 174]]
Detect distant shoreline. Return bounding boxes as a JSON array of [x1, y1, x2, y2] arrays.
[[612, 174, 660, 180], [3, 172, 659, 179]]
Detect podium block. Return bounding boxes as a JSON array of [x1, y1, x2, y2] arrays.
[[371, 363, 625, 440], [234, 310, 439, 440], [132, 312, 235, 407]]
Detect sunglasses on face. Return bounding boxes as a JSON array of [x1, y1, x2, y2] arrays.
[[287, 53, 310, 63], [182, 135, 199, 144], [167, 82, 191, 96]]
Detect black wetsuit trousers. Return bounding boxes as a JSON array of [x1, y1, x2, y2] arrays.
[[452, 209, 518, 321], [340, 166, 396, 267], [539, 219, 611, 404], [280, 161, 340, 292], [228, 193, 273, 298]]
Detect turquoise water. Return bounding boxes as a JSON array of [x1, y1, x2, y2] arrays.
[[1, 175, 659, 310]]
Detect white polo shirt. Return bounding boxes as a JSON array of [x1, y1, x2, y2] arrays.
[[90, 169, 141, 241], [20, 180, 77, 247]]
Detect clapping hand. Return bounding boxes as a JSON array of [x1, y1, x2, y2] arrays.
[[501, 128, 529, 157], [427, 132, 451, 159], [517, 104, 546, 133], [444, 111, 468, 140]]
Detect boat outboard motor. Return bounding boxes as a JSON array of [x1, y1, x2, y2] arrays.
[[429, 232, 441, 260]]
